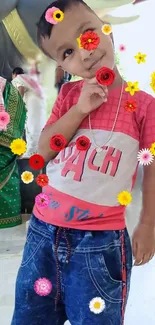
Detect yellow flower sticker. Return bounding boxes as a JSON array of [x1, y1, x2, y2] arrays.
[[125, 81, 140, 96], [150, 72, 155, 93], [117, 191, 132, 206], [101, 24, 112, 35], [150, 142, 155, 156], [77, 35, 83, 48], [21, 171, 34, 184], [10, 139, 27, 155], [134, 52, 146, 64], [53, 9, 64, 22]]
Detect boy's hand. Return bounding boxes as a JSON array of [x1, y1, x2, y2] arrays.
[[132, 223, 155, 266], [76, 78, 108, 116]]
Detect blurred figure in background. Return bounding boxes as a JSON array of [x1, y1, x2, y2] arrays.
[[12, 63, 46, 157], [0, 76, 26, 228], [55, 65, 72, 93]]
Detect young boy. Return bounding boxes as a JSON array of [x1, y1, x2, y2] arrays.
[[12, 0, 155, 324]]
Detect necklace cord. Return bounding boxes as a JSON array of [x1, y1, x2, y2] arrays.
[[89, 80, 124, 149]]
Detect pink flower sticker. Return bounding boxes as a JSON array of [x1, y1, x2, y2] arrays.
[[119, 44, 126, 52], [35, 193, 50, 208], [34, 278, 52, 296], [0, 112, 10, 131], [45, 7, 63, 25], [137, 149, 154, 166]]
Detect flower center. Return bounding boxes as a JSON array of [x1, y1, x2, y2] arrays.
[[16, 145, 22, 149], [94, 302, 101, 309], [56, 13, 61, 19], [80, 140, 86, 146], [55, 139, 62, 146], [103, 73, 109, 80], [88, 38, 92, 43]]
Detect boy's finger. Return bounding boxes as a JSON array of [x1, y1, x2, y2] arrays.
[[89, 86, 107, 98], [140, 253, 152, 265], [88, 78, 108, 92], [133, 246, 144, 266], [87, 77, 98, 84]]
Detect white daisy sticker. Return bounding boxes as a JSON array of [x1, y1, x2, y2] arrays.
[[137, 149, 154, 166], [89, 297, 105, 314]]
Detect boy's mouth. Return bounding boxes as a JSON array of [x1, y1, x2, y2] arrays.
[[89, 54, 105, 71]]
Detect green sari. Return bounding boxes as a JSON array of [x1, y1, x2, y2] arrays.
[[0, 82, 26, 228]]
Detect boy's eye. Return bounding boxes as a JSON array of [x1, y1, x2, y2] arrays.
[[84, 28, 95, 33], [63, 49, 73, 59]]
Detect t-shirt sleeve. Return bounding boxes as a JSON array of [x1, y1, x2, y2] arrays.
[[44, 87, 64, 128], [140, 97, 155, 149]]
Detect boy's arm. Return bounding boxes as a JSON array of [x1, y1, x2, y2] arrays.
[[141, 161, 155, 227], [38, 78, 108, 162], [132, 161, 155, 266], [132, 98, 155, 266], [38, 106, 86, 162]]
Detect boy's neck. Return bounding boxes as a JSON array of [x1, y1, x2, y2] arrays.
[[109, 66, 124, 91]]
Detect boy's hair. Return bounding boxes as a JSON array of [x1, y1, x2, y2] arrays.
[[37, 0, 89, 44], [12, 67, 24, 75]]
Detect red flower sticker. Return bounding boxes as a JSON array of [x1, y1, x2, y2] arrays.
[[36, 174, 49, 187], [76, 136, 90, 151], [29, 154, 45, 170], [50, 134, 67, 152], [124, 100, 137, 112], [96, 67, 115, 86], [80, 30, 100, 51]]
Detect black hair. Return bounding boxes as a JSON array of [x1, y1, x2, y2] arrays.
[[12, 67, 24, 75], [37, 0, 87, 44]]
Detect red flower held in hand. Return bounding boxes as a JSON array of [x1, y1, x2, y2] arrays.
[[80, 30, 100, 51], [96, 67, 115, 86], [76, 136, 90, 151], [36, 174, 49, 187], [124, 100, 137, 112], [29, 154, 45, 170], [50, 134, 67, 152]]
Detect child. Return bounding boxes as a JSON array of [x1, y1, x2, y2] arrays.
[[11, 0, 155, 324]]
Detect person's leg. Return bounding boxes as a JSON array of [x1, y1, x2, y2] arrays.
[[11, 215, 67, 325], [64, 229, 132, 325]]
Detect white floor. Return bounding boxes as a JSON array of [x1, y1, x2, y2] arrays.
[[0, 176, 155, 324]]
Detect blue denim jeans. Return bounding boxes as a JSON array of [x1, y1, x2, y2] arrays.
[[11, 214, 132, 325]]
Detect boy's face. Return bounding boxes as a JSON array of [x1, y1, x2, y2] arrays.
[[42, 3, 115, 79]]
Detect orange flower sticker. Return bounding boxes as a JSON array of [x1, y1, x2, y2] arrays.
[[124, 100, 137, 112], [79, 30, 100, 51]]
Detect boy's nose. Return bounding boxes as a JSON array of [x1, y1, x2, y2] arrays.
[[79, 48, 94, 61]]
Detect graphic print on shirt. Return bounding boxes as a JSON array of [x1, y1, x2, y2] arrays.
[[53, 141, 122, 182], [46, 129, 139, 208], [42, 189, 104, 222]]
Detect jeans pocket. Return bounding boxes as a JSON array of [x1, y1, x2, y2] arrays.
[[85, 243, 123, 303], [21, 226, 46, 268]]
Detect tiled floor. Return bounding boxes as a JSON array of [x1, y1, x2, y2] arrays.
[[0, 176, 155, 324]]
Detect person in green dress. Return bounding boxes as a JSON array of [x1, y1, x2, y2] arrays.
[[0, 76, 26, 228]]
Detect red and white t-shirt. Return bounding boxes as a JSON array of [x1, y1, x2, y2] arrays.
[[33, 80, 155, 230]]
